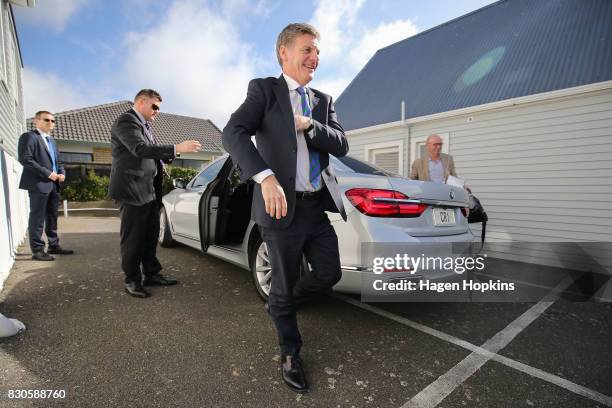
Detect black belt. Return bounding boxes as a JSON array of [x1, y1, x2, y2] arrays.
[[296, 189, 323, 200]]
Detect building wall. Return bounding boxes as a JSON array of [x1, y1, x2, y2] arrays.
[[0, 0, 28, 290], [346, 84, 612, 273]]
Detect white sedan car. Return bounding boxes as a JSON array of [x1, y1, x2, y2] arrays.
[[160, 154, 473, 300]]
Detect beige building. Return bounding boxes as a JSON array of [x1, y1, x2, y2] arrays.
[[27, 100, 224, 180]]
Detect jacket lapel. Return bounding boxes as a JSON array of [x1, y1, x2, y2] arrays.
[[273, 75, 296, 136], [422, 157, 430, 181], [441, 154, 449, 179], [308, 88, 321, 120], [34, 130, 54, 162], [127, 110, 152, 145]]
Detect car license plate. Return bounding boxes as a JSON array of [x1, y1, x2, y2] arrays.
[[433, 208, 456, 226]]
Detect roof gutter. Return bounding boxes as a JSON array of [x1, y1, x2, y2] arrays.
[[347, 79, 612, 136]]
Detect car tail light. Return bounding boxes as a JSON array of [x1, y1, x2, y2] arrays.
[[345, 188, 426, 217]]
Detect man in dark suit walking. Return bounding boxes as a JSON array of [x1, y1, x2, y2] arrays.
[[109, 89, 201, 298], [18, 110, 73, 261], [223, 23, 349, 393]]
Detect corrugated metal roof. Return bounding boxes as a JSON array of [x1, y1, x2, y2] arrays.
[[335, 0, 612, 131], [27, 101, 223, 153]]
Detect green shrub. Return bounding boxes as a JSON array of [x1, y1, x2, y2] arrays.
[[162, 166, 199, 195], [61, 170, 110, 202]]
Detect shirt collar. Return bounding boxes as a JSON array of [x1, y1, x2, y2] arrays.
[[36, 128, 49, 138], [428, 155, 442, 163], [131, 108, 146, 125], [282, 73, 306, 92]]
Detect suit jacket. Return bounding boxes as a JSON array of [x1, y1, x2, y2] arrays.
[[222, 75, 349, 229], [18, 130, 64, 193], [410, 153, 456, 182], [108, 110, 175, 206]]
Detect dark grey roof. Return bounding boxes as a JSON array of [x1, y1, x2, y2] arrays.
[[335, 0, 612, 131], [27, 101, 223, 153]]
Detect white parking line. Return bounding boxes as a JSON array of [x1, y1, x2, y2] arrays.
[[333, 275, 612, 407]]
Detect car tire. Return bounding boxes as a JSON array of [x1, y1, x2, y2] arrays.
[[159, 206, 177, 247], [250, 234, 309, 302]]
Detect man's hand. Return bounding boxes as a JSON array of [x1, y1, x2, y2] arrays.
[[261, 175, 287, 219], [48, 171, 59, 181], [58, 174, 66, 183], [294, 114, 312, 132], [176, 140, 202, 153]]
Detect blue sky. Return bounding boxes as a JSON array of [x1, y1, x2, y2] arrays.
[[14, 0, 496, 126]]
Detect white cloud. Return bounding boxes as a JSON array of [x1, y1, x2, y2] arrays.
[[220, 0, 271, 19], [310, 0, 365, 60], [15, 0, 88, 33], [120, 1, 259, 127], [22, 67, 88, 116], [308, 1, 418, 99], [349, 19, 419, 69]]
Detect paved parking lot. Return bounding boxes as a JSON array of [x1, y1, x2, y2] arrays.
[[1, 217, 610, 407]]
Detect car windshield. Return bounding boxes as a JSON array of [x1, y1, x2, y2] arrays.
[[330, 155, 396, 177]]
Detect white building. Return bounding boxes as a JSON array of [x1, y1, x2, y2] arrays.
[[335, 0, 612, 276], [0, 0, 34, 290]]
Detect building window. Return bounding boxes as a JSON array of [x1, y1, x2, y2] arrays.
[[59, 152, 93, 163], [364, 140, 404, 175]]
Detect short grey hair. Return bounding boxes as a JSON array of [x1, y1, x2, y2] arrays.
[[275, 23, 320, 67], [426, 134, 443, 144]]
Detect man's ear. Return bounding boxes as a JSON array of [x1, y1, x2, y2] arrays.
[[279, 45, 288, 64]]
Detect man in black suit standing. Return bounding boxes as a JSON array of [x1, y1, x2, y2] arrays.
[[18, 111, 73, 261], [109, 89, 201, 298], [223, 23, 349, 393]]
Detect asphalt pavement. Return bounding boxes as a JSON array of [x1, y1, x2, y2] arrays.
[[0, 217, 610, 408]]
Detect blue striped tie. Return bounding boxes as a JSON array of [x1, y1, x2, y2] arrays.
[[296, 86, 320, 189]]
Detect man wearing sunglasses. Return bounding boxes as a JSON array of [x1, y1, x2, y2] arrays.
[[109, 89, 202, 298], [18, 110, 73, 261]]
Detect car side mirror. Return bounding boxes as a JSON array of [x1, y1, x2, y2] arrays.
[[172, 179, 186, 189]]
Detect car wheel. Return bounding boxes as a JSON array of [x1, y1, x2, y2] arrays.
[[159, 206, 176, 247], [250, 234, 309, 302]]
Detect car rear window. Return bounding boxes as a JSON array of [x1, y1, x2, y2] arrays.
[[331, 156, 395, 176]]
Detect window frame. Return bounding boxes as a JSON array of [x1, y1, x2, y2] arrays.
[[364, 139, 404, 176], [189, 157, 226, 189]]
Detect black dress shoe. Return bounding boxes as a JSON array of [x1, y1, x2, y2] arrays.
[[124, 282, 150, 298], [47, 246, 74, 255], [142, 274, 178, 286], [32, 251, 54, 261], [281, 354, 308, 393]]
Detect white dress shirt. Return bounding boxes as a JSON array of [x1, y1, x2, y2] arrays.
[[36, 128, 52, 150]]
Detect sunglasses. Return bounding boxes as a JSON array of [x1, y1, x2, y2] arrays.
[[151, 103, 160, 111], [42, 118, 56, 123]]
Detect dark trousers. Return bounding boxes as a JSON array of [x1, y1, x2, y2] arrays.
[[261, 196, 342, 356], [28, 188, 60, 252], [119, 200, 162, 284]]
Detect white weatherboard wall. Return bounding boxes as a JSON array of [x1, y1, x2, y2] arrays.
[[345, 83, 612, 273], [0, 0, 29, 291]]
